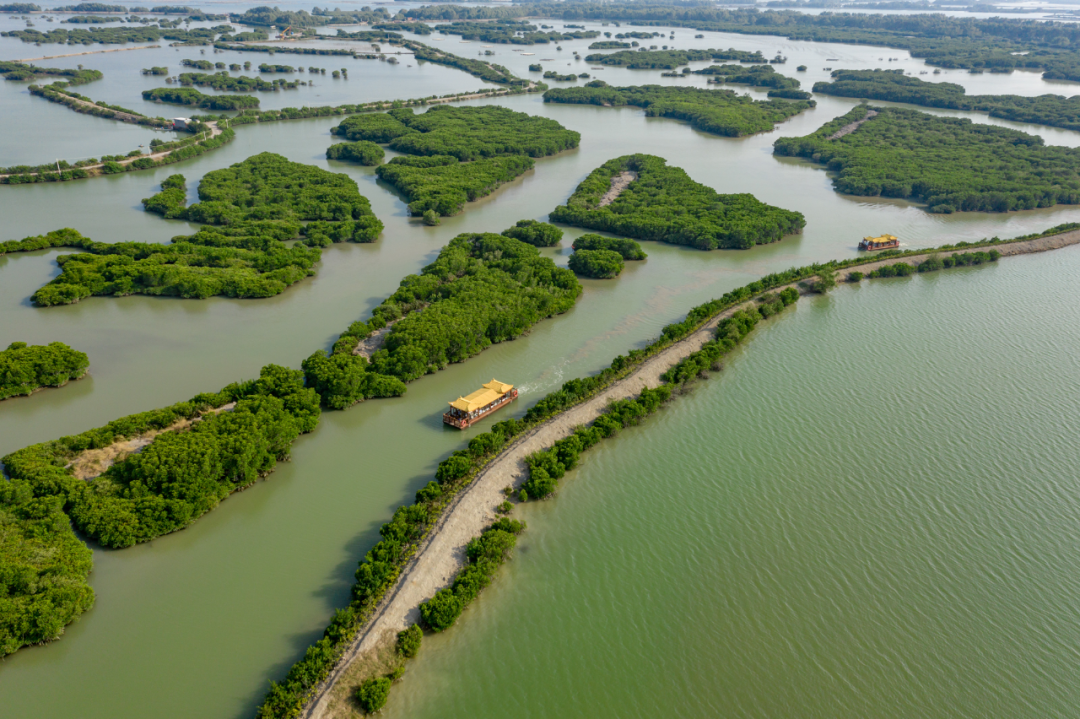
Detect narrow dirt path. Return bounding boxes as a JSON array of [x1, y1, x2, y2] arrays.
[[598, 170, 637, 207], [302, 228, 1080, 719], [16, 44, 160, 62], [0, 119, 220, 178], [828, 109, 878, 140]]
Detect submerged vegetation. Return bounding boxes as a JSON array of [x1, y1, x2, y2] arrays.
[[0, 341, 89, 400], [551, 154, 806, 250], [773, 105, 1080, 213], [544, 82, 813, 137]]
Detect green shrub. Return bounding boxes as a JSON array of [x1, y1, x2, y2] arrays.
[[422, 209, 440, 226], [571, 233, 646, 259], [0, 341, 89, 400], [568, 248, 625, 278], [326, 140, 384, 166], [501, 219, 562, 247], [355, 677, 392, 714], [396, 624, 422, 658]]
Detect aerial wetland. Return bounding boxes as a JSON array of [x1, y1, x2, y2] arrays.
[[2, 5, 1080, 719]]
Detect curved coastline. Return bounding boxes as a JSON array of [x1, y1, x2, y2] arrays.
[[300, 228, 1080, 718]]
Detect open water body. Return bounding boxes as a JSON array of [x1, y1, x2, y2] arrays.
[[1, 14, 1080, 719], [388, 247, 1080, 719]]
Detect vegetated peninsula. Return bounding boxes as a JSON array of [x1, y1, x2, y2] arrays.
[[584, 48, 764, 69], [550, 154, 805, 249], [0, 59, 102, 85], [773, 105, 1080, 213], [544, 81, 813, 137], [309, 230, 581, 406], [813, 69, 1080, 133], [329, 105, 579, 217], [142, 86, 260, 111], [3, 154, 382, 306], [0, 341, 89, 400], [693, 63, 811, 99]]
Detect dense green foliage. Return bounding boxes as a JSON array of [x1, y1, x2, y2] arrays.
[[584, 48, 763, 69], [435, 19, 597, 44], [814, 69, 1080, 133], [355, 233, 580, 381], [403, 38, 528, 87], [501, 219, 562, 247], [571, 233, 647, 260], [330, 112, 415, 143], [326, 140, 384, 166], [589, 40, 631, 49], [0, 60, 102, 84], [0, 24, 231, 45], [300, 351, 405, 410], [381, 105, 579, 161], [142, 86, 259, 110], [355, 677, 391, 714], [397, 624, 422, 658], [420, 519, 525, 631], [339, 106, 575, 216], [0, 341, 89, 400], [694, 63, 801, 91], [773, 105, 1080, 213], [376, 155, 534, 216], [917, 250, 1000, 271], [568, 248, 624, 279], [551, 154, 806, 250], [0, 479, 94, 657], [544, 82, 812, 137], [177, 71, 294, 92], [6, 155, 381, 305], [2, 365, 319, 550]]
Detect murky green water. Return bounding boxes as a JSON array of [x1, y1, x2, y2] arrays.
[[387, 248, 1080, 719], [2, 17, 1080, 719]]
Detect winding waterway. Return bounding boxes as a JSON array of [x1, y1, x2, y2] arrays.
[[2, 12, 1080, 718]]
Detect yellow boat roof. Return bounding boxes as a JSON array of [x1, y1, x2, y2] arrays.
[[863, 234, 897, 242], [449, 379, 513, 412]]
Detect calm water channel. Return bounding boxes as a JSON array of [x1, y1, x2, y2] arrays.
[[1, 14, 1079, 719]]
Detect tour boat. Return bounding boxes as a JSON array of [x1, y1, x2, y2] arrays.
[[444, 380, 518, 429], [858, 234, 900, 251]]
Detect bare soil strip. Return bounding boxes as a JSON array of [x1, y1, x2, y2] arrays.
[[17, 45, 160, 62], [827, 109, 878, 140], [598, 170, 637, 207], [299, 229, 1077, 719], [66, 402, 235, 481]]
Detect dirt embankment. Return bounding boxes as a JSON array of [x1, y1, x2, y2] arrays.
[[66, 402, 235, 481], [302, 229, 1080, 719], [598, 171, 637, 208], [827, 109, 878, 140]]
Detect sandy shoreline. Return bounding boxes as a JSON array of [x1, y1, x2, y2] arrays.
[[303, 229, 1080, 719]]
